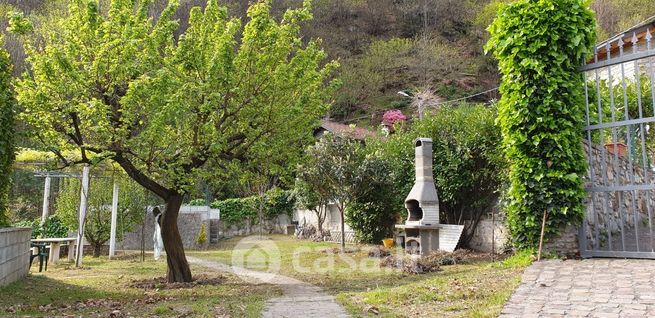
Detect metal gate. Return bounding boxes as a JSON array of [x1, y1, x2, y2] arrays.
[[579, 29, 655, 258]]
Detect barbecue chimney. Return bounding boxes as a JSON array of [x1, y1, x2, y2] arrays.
[[404, 138, 440, 226]]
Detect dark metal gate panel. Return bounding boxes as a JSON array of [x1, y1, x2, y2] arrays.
[[579, 30, 655, 258]]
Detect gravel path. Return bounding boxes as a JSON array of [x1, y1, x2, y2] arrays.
[[500, 259, 655, 317], [186, 256, 350, 318]]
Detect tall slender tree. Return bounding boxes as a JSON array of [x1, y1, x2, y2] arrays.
[[15, 0, 337, 282]]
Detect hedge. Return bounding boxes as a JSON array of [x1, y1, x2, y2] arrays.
[[210, 189, 295, 227], [486, 0, 596, 248]]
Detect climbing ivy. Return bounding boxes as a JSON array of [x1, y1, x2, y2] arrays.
[[485, 0, 596, 248], [0, 35, 14, 227]]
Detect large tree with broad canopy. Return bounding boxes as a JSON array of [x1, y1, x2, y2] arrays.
[[15, 0, 337, 282]]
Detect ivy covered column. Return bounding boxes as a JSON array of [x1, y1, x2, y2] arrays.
[[0, 35, 14, 227], [486, 0, 596, 248]]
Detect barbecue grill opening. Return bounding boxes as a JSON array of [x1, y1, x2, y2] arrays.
[[406, 239, 420, 255], [406, 200, 423, 221]]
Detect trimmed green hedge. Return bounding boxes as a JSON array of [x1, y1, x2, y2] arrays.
[[211, 189, 295, 227], [486, 0, 596, 248]]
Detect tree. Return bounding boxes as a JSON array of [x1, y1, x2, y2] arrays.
[[15, 0, 337, 282], [294, 166, 330, 236], [302, 134, 383, 251], [0, 34, 14, 227]]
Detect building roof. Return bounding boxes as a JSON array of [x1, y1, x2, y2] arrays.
[[317, 120, 376, 140], [593, 15, 655, 61]]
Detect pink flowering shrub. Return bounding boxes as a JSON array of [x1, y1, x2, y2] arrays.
[[382, 109, 407, 127]]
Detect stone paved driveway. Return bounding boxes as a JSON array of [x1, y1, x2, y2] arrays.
[[500, 259, 655, 318]]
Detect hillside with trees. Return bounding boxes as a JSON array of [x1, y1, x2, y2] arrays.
[[2, 0, 654, 128]]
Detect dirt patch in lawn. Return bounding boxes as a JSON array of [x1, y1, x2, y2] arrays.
[[129, 274, 226, 290]]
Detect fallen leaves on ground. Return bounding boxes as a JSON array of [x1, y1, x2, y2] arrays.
[[129, 274, 225, 290]]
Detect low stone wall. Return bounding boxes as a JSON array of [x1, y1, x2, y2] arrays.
[[120, 206, 215, 251], [467, 217, 510, 253], [219, 214, 290, 237], [543, 225, 579, 259], [0, 227, 32, 286]]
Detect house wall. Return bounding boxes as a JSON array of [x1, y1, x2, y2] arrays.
[[293, 203, 352, 232], [293, 204, 359, 244], [0, 227, 31, 287]]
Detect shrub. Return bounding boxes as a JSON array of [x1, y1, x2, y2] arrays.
[[369, 104, 506, 246], [264, 188, 295, 220], [14, 215, 68, 239], [345, 156, 399, 244], [382, 109, 407, 126], [211, 197, 257, 226], [210, 188, 294, 227], [12, 219, 40, 238], [486, 0, 596, 248], [196, 223, 207, 246], [41, 215, 69, 238], [188, 198, 207, 206]]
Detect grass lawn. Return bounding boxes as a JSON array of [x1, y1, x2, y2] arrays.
[[0, 254, 282, 317], [188, 235, 532, 318]]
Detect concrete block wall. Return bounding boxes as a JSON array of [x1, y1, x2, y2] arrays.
[[0, 227, 32, 287]]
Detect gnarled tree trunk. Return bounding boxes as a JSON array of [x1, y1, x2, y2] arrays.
[[161, 193, 192, 283], [92, 242, 103, 257]]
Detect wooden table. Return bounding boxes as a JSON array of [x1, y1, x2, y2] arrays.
[[31, 238, 77, 264]]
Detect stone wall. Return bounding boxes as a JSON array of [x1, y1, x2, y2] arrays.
[[0, 227, 31, 286], [543, 224, 579, 258], [581, 141, 653, 251], [467, 216, 510, 253], [119, 205, 293, 250], [218, 214, 291, 237], [119, 206, 215, 251], [536, 141, 652, 257]]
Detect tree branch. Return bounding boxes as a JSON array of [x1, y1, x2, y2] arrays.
[[113, 153, 173, 200]]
